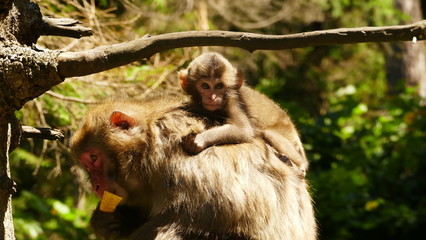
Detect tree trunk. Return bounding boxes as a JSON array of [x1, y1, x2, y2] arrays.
[[0, 120, 16, 240], [388, 0, 426, 98], [0, 0, 58, 238], [398, 0, 426, 99]]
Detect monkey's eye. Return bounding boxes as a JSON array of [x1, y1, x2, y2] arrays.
[[215, 83, 224, 89], [90, 154, 97, 164], [201, 83, 210, 89]]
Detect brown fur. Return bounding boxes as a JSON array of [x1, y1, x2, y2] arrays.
[[71, 94, 317, 240]]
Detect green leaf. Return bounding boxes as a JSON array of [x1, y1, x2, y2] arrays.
[[352, 103, 368, 115], [52, 200, 71, 215]]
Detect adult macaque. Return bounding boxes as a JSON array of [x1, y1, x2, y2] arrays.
[[70, 94, 317, 240], [179, 52, 308, 176]]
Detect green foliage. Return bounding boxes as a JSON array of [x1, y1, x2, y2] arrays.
[[11, 149, 53, 168], [319, 0, 400, 26], [13, 191, 92, 240], [10, 145, 97, 239], [300, 87, 426, 239]]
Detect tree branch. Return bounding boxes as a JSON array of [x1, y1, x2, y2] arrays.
[[57, 20, 426, 78], [40, 17, 93, 38], [21, 126, 64, 140]]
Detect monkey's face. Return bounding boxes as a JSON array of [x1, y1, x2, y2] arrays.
[[71, 108, 145, 201], [195, 78, 227, 111]]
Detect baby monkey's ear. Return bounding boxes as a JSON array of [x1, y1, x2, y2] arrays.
[[235, 70, 245, 89], [178, 69, 191, 93]]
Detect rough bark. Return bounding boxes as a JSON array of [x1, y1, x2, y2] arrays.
[[0, 1, 56, 238], [0, 45, 63, 118], [0, 0, 41, 46], [0, 120, 16, 240]]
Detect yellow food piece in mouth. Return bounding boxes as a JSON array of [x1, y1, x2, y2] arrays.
[[99, 191, 123, 212]]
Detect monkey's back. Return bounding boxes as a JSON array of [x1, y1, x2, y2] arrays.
[[239, 86, 299, 139]]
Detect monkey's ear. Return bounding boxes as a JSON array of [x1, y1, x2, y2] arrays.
[[110, 111, 137, 130], [236, 70, 244, 89], [179, 70, 190, 93]]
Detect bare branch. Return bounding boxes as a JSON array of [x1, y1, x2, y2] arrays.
[[40, 17, 93, 38], [140, 68, 175, 98], [57, 20, 426, 78], [21, 126, 64, 140], [74, 78, 134, 88], [45, 90, 98, 104]]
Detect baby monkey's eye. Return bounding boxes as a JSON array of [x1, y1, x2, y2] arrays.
[[201, 83, 210, 89], [215, 83, 224, 89]]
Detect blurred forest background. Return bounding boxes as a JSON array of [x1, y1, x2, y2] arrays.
[[10, 0, 426, 239]]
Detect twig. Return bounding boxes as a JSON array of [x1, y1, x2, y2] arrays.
[[141, 68, 174, 98], [21, 126, 64, 140], [45, 90, 98, 104], [75, 78, 136, 88]]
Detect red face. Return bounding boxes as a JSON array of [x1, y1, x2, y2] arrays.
[[80, 149, 107, 198], [196, 79, 227, 111], [76, 111, 137, 199]]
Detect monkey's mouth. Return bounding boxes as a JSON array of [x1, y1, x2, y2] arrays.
[[92, 182, 107, 198], [203, 103, 222, 111]]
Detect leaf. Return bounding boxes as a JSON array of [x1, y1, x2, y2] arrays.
[[352, 103, 368, 115]]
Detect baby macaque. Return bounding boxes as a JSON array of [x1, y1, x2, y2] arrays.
[[179, 52, 308, 176]]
